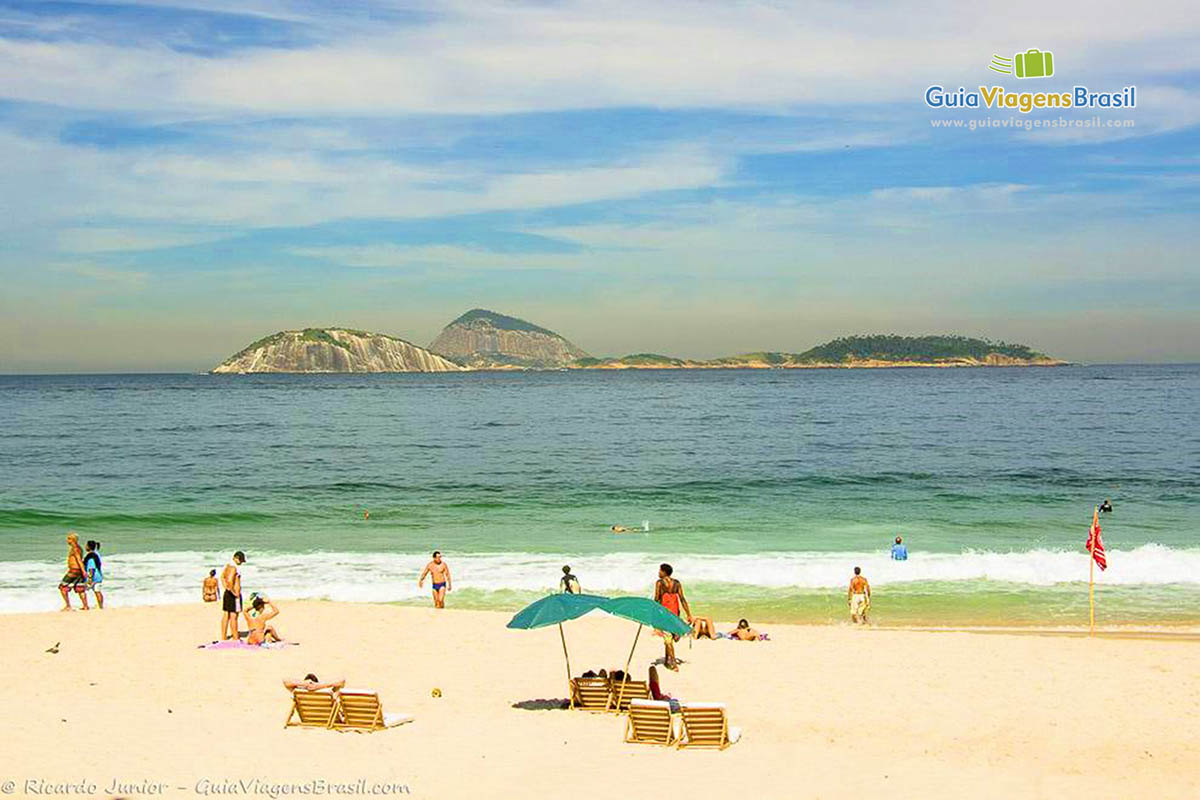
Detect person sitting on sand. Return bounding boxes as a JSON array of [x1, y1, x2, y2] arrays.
[[848, 567, 871, 624], [202, 570, 219, 603], [283, 674, 345, 692], [891, 536, 908, 561], [83, 540, 104, 610], [58, 532, 90, 611], [731, 619, 759, 640], [418, 551, 451, 609], [691, 615, 716, 639], [560, 565, 581, 594], [244, 596, 282, 645]]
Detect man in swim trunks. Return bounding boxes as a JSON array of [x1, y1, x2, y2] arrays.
[[847, 566, 871, 624], [419, 551, 451, 609], [202, 570, 219, 603], [244, 595, 282, 645], [220, 551, 245, 640], [654, 563, 692, 671], [58, 532, 90, 611]]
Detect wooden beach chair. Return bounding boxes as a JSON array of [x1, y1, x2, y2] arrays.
[[332, 689, 414, 732], [570, 677, 612, 711], [284, 689, 339, 729], [608, 678, 651, 712], [677, 703, 740, 749], [624, 699, 676, 746]]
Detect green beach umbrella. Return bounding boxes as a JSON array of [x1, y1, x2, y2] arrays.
[[506, 593, 610, 630], [601, 596, 692, 636], [601, 596, 692, 690], [507, 594, 610, 691]]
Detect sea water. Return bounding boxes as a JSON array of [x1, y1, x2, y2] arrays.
[[1, 365, 1198, 625]]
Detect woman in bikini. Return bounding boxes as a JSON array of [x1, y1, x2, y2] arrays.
[[58, 532, 90, 611], [653, 563, 692, 671]]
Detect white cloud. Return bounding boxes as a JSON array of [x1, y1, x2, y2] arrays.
[[1, 0, 1197, 115]]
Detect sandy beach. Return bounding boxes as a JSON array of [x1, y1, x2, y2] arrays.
[[4, 601, 1198, 800]]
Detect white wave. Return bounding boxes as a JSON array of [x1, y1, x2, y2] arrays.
[[3, 545, 1196, 613]]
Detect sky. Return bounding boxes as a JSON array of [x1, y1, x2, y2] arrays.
[[0, 0, 1198, 371]]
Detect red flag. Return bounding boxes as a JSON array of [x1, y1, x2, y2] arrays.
[[1086, 507, 1107, 570]]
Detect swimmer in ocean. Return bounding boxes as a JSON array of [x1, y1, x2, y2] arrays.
[[610, 521, 650, 533]]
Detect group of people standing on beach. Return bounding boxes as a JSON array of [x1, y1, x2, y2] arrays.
[[201, 551, 284, 645]]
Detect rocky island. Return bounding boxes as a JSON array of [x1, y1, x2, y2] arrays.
[[211, 328, 462, 373], [575, 335, 1066, 369], [212, 316, 1065, 373], [429, 308, 589, 369]]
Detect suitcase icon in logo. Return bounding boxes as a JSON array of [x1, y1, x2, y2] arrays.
[[1014, 49, 1054, 79]]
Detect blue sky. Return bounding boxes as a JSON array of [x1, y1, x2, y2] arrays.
[[0, 0, 1198, 371]]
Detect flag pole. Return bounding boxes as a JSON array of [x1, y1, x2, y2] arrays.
[[1088, 506, 1096, 635]]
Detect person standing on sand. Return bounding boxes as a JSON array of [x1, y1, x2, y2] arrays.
[[83, 540, 104, 609], [847, 566, 871, 624], [419, 551, 451, 609], [220, 551, 245, 640], [58, 532, 90, 611], [891, 536, 908, 561], [654, 563, 692, 671], [202, 570, 219, 603]]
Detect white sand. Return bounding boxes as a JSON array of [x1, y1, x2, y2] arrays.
[[3, 601, 1199, 799]]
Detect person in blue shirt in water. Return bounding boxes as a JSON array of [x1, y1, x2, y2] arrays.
[[891, 536, 908, 561]]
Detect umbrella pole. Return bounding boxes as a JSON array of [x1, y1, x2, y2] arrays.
[[622, 624, 643, 679], [559, 623, 572, 696]]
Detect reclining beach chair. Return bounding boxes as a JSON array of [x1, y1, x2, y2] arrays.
[[608, 678, 651, 712], [677, 703, 741, 749], [624, 699, 676, 746], [284, 688, 340, 729], [332, 689, 414, 732], [570, 676, 612, 711]]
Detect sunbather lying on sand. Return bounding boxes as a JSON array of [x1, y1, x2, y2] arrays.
[[729, 619, 765, 640], [283, 673, 345, 692], [244, 596, 282, 645]]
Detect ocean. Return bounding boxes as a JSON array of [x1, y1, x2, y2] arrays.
[[2, 365, 1198, 625]]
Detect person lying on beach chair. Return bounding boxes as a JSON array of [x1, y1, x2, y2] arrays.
[[283, 674, 345, 692], [244, 596, 282, 645]]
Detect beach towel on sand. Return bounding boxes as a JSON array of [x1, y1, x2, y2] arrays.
[[198, 640, 298, 650]]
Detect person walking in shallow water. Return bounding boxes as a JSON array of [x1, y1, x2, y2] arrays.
[[419, 551, 451, 609], [847, 566, 871, 624]]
